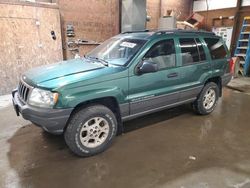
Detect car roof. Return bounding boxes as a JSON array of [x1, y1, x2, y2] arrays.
[[118, 29, 217, 40]]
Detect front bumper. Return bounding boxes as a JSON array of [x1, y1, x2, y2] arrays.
[[221, 73, 233, 87], [12, 89, 73, 134]]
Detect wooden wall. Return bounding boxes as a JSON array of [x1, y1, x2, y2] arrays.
[[0, 3, 63, 95]]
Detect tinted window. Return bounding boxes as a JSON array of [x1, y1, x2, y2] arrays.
[[144, 39, 176, 70], [204, 38, 227, 60], [179, 38, 199, 65], [195, 38, 206, 61]]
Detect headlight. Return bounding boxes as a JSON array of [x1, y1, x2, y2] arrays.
[[28, 88, 59, 108]]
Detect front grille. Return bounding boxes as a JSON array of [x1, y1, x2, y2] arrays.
[[18, 80, 31, 102]]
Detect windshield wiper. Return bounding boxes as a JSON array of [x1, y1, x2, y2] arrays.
[[84, 55, 108, 66]]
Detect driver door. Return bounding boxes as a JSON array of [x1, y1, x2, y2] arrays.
[[128, 39, 181, 115]]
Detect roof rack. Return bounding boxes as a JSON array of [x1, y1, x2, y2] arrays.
[[154, 29, 215, 36], [121, 29, 151, 34], [121, 29, 215, 36]]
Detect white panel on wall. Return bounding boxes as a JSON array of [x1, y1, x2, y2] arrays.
[[193, 1, 207, 11], [193, 0, 237, 12], [242, 0, 250, 6], [212, 27, 233, 49]]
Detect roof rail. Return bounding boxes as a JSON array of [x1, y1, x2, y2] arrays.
[[154, 29, 215, 36], [121, 29, 151, 34], [120, 29, 215, 36]]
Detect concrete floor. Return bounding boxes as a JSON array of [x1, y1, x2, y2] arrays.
[[228, 77, 250, 93], [0, 88, 250, 188]]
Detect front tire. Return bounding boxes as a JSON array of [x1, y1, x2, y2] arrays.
[[64, 105, 117, 157], [193, 82, 219, 115]]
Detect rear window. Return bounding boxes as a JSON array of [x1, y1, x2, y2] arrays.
[[204, 38, 227, 60]]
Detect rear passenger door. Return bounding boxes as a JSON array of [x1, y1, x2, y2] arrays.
[[177, 37, 212, 101], [203, 37, 229, 76]]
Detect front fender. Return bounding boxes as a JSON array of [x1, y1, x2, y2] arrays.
[[56, 77, 128, 108]]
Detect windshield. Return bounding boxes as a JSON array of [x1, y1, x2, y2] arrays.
[[87, 37, 147, 66]]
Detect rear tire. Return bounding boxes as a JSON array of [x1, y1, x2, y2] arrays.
[[64, 105, 117, 157], [193, 82, 219, 115]]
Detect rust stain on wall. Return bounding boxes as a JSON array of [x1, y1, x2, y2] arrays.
[[0, 3, 63, 95]]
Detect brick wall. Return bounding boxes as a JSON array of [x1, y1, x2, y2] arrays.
[[58, 0, 120, 59], [59, 0, 193, 58], [146, 0, 193, 30]]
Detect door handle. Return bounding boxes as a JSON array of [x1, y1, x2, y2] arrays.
[[167, 72, 178, 78]]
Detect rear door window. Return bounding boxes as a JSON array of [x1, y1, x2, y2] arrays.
[[179, 38, 200, 65], [204, 38, 227, 60], [195, 38, 206, 61]]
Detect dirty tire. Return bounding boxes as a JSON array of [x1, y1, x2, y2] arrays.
[[64, 105, 117, 157], [193, 82, 219, 115]]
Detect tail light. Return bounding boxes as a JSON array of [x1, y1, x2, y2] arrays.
[[229, 58, 234, 74]]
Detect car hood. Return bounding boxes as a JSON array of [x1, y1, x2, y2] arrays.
[[23, 58, 105, 85]]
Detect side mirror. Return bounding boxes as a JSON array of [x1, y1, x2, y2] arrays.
[[137, 61, 158, 74]]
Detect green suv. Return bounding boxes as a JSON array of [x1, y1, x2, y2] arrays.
[[12, 30, 232, 157]]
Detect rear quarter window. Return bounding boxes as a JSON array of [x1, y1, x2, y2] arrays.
[[204, 38, 227, 60]]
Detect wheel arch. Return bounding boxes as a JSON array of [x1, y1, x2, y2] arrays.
[[65, 96, 123, 135], [205, 76, 222, 97]]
